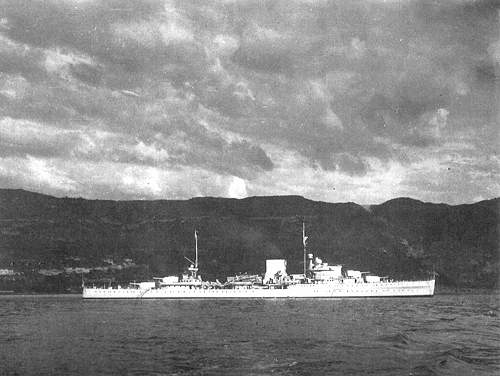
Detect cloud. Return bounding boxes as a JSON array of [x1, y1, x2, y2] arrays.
[[0, 156, 261, 200], [0, 74, 28, 99], [228, 177, 247, 198], [428, 108, 450, 137], [0, 114, 274, 181], [0, 117, 81, 158], [44, 48, 92, 74], [0, 156, 76, 194], [0, 0, 497, 203], [212, 34, 240, 57]]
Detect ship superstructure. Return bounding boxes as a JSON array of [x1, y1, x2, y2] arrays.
[[83, 226, 435, 299]]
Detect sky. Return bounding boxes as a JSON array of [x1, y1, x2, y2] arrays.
[[0, 0, 498, 204]]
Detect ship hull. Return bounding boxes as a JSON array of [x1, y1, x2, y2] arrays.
[[83, 279, 435, 299]]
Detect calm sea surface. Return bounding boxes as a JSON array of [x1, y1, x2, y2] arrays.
[[0, 293, 498, 376]]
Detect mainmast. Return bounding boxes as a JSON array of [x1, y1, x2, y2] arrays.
[[302, 222, 308, 276]]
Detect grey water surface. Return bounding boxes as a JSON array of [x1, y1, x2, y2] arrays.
[[0, 293, 498, 375]]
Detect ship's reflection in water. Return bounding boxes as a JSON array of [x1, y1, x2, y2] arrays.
[[0, 293, 498, 375]]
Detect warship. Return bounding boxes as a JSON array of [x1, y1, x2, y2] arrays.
[[82, 225, 435, 299]]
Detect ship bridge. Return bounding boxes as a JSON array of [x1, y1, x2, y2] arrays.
[[308, 255, 343, 281]]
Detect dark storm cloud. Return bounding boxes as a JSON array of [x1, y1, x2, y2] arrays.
[[0, 0, 497, 201], [0, 115, 274, 180], [1, 0, 205, 86], [226, 0, 497, 175]]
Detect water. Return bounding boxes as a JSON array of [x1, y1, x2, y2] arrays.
[[0, 294, 498, 376]]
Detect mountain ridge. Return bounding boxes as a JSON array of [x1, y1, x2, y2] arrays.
[[0, 189, 498, 292]]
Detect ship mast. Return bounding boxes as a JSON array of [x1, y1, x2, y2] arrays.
[[185, 230, 199, 280], [194, 229, 198, 269], [302, 222, 308, 277]]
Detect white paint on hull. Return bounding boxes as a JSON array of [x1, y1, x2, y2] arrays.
[[83, 279, 435, 299]]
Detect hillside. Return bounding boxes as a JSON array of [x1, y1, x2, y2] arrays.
[[0, 189, 498, 292]]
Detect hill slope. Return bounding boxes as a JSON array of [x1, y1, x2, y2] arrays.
[[0, 189, 498, 292]]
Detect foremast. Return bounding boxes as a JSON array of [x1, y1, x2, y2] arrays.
[[185, 230, 199, 280]]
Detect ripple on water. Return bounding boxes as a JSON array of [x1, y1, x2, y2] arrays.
[[0, 293, 498, 376]]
